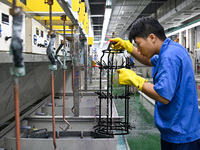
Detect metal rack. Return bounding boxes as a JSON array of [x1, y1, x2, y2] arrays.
[[94, 43, 132, 137]]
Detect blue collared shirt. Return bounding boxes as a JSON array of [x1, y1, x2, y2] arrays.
[[151, 38, 200, 143]]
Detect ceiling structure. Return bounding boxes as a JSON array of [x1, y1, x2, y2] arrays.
[[153, 0, 200, 32], [88, 0, 168, 42], [3, 0, 200, 44], [87, 0, 200, 44], [88, 0, 106, 42]]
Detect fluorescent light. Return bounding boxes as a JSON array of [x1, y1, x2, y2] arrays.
[[100, 8, 112, 48]]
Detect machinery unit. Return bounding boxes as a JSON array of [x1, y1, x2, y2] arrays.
[[0, 2, 25, 52], [25, 18, 49, 54]]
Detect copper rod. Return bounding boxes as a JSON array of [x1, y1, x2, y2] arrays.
[[51, 71, 57, 150], [71, 67, 75, 113], [49, 4, 52, 32], [63, 17, 66, 48], [59, 70, 70, 130], [13, 0, 16, 8], [59, 16, 70, 130], [62, 17, 70, 128], [71, 26, 73, 48], [63, 70, 66, 118], [14, 78, 21, 150]]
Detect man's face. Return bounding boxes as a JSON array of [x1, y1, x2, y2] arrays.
[[134, 36, 155, 58]]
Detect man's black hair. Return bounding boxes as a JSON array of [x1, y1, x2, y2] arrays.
[[129, 17, 166, 42]]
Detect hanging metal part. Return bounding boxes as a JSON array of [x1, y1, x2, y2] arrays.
[[47, 33, 57, 70], [14, 77, 21, 150], [45, 0, 57, 149], [71, 67, 75, 114], [94, 42, 132, 136], [59, 15, 70, 131], [51, 71, 57, 150], [9, 0, 26, 149], [73, 26, 80, 117], [84, 40, 88, 91], [70, 25, 80, 116], [79, 67, 83, 98], [46, 0, 57, 71], [9, 1, 25, 76], [59, 70, 70, 131], [61, 15, 67, 70], [71, 25, 75, 114]]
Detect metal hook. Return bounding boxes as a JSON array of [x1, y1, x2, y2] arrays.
[[59, 120, 70, 131]]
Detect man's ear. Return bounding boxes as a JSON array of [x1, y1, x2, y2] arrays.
[[149, 33, 156, 43]]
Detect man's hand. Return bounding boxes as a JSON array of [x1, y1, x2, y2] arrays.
[[110, 37, 134, 54], [117, 68, 148, 91]]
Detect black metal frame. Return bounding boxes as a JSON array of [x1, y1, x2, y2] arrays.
[[94, 43, 132, 137]]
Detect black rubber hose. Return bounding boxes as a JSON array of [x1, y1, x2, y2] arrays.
[[56, 43, 64, 56]]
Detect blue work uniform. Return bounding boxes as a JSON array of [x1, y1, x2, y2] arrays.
[[151, 38, 200, 144], [130, 58, 136, 68], [151, 55, 159, 77]]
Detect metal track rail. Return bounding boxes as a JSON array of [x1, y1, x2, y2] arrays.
[[0, 95, 51, 139]]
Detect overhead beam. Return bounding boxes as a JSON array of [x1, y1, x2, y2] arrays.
[[90, 2, 105, 5], [92, 24, 103, 26], [57, 0, 86, 39], [26, 12, 65, 16], [93, 30, 102, 32], [90, 15, 104, 17]]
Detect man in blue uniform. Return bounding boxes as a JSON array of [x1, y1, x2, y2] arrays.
[[111, 17, 200, 150]]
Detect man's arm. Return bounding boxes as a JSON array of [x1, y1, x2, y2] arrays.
[[130, 47, 152, 66], [142, 82, 169, 104]]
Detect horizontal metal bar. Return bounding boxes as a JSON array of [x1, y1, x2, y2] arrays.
[[57, 0, 86, 39], [90, 15, 104, 17], [25, 12, 65, 16], [90, 2, 105, 5], [0, 52, 71, 63], [92, 24, 103, 26]]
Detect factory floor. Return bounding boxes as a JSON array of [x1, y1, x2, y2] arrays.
[[114, 89, 161, 150]]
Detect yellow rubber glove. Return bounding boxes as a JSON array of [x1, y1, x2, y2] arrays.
[[110, 37, 134, 54], [117, 68, 148, 91], [92, 60, 96, 66]]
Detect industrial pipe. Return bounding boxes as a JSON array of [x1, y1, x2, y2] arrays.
[[10, 0, 26, 149], [71, 25, 75, 114], [45, 0, 57, 149], [59, 15, 70, 131], [14, 78, 21, 150], [51, 71, 57, 150], [46, 0, 57, 68]]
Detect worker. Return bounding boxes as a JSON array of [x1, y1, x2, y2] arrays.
[[130, 58, 136, 68], [111, 17, 200, 150]]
